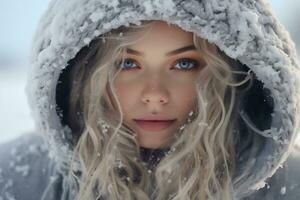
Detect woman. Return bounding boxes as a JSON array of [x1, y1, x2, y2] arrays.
[[1, 0, 300, 200]]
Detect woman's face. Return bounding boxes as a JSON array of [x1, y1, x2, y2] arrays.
[[112, 21, 206, 149]]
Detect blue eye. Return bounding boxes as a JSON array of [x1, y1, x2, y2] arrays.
[[117, 58, 202, 71], [119, 58, 139, 70], [174, 59, 199, 71]]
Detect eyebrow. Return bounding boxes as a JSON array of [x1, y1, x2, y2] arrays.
[[126, 45, 196, 56]]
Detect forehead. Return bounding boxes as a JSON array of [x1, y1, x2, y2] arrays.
[[126, 21, 194, 51]]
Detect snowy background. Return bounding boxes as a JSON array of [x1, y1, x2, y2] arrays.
[[0, 0, 50, 143], [1, 0, 300, 145]]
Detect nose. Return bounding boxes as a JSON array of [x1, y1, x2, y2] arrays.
[[142, 95, 168, 104], [141, 79, 169, 106]]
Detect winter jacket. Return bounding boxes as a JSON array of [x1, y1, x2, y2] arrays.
[[1, 0, 300, 199]]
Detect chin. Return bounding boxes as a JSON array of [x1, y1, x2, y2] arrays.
[[139, 143, 160, 149], [138, 140, 170, 149]]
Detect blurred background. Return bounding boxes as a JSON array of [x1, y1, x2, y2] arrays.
[[0, 0, 50, 143], [0, 0, 299, 144]]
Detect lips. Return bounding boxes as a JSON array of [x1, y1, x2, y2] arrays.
[[134, 119, 176, 131]]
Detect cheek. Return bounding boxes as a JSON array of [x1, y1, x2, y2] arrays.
[[173, 84, 198, 115], [168, 76, 199, 113], [114, 80, 138, 113]]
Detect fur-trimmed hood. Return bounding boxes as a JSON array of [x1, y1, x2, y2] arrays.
[[25, 0, 300, 199]]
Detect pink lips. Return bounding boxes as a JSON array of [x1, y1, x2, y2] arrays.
[[134, 119, 176, 131]]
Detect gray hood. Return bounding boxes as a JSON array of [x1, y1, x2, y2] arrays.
[[25, 0, 300, 199]]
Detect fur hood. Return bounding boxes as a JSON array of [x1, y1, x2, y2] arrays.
[[25, 0, 300, 199]]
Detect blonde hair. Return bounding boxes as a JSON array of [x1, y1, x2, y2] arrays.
[[65, 20, 254, 200]]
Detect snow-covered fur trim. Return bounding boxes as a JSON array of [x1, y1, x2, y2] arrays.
[[25, 0, 300, 198]]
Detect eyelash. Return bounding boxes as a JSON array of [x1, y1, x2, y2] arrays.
[[117, 58, 201, 71]]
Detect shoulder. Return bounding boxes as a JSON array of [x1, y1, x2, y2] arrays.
[[281, 147, 300, 197], [246, 147, 300, 200], [0, 133, 58, 200], [0, 133, 49, 170]]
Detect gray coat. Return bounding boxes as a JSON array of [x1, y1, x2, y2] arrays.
[[2, 0, 300, 199]]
